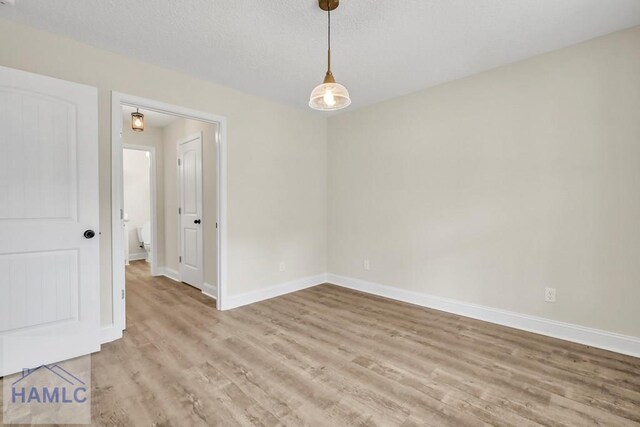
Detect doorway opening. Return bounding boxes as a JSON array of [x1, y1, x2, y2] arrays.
[[122, 144, 156, 275], [111, 92, 227, 337]]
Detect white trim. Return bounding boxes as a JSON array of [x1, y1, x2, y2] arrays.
[[202, 282, 217, 300], [160, 267, 181, 283], [128, 252, 148, 261], [161, 267, 216, 300], [111, 94, 126, 336], [123, 143, 157, 275], [221, 274, 328, 310], [111, 92, 228, 340], [100, 325, 123, 345], [326, 274, 640, 358]]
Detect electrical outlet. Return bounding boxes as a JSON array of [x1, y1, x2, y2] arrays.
[[363, 259, 371, 271], [544, 287, 556, 303], [279, 261, 286, 272]]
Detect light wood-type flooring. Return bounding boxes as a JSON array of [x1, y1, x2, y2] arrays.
[[8, 261, 640, 426]]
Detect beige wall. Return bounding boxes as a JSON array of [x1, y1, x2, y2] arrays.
[[3, 16, 637, 339], [162, 118, 218, 287], [0, 18, 328, 326], [328, 27, 640, 337], [123, 149, 151, 257]]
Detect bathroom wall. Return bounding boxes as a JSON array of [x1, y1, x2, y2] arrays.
[[122, 149, 151, 259]]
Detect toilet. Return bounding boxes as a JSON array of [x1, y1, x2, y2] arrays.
[[136, 221, 152, 263]]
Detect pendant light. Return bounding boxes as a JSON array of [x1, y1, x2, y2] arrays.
[[309, 0, 351, 111], [131, 108, 145, 132]]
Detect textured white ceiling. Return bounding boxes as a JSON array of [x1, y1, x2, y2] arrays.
[[2, 1, 639, 111], [122, 105, 177, 129]]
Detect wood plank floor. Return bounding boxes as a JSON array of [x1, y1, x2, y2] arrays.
[[8, 260, 640, 426]]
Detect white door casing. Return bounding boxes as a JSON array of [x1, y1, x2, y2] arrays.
[[0, 66, 100, 376], [112, 92, 227, 324], [178, 133, 204, 288]]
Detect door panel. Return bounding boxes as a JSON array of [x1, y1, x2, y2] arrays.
[[182, 150, 198, 214], [0, 66, 99, 376], [178, 133, 203, 289], [0, 250, 78, 333], [183, 228, 199, 268], [0, 90, 77, 220]]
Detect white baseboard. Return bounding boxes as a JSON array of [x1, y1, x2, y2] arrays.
[[102, 267, 640, 357], [100, 325, 123, 345], [128, 252, 148, 261], [159, 267, 180, 282], [160, 267, 216, 300], [202, 282, 217, 299], [326, 274, 640, 358], [221, 274, 327, 311]]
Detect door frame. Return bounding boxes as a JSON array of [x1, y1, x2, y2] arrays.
[[111, 92, 228, 336], [122, 144, 158, 276], [176, 132, 205, 289]]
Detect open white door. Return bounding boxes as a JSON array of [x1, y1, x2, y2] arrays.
[[0, 66, 100, 376], [178, 133, 204, 289]]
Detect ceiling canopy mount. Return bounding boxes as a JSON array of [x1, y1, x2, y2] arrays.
[[318, 0, 339, 12]]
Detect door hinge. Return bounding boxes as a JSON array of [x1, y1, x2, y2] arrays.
[[178, 207, 181, 214], [179, 256, 182, 263], [216, 222, 218, 229], [120, 209, 124, 220], [178, 158, 181, 166], [121, 289, 125, 299]]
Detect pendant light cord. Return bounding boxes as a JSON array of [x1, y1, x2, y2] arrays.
[[327, 5, 331, 73]]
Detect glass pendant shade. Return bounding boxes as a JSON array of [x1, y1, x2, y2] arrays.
[[131, 109, 144, 132], [309, 0, 351, 111], [309, 81, 351, 111]]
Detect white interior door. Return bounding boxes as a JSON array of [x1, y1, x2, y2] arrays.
[[0, 66, 100, 376], [178, 133, 204, 289]]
